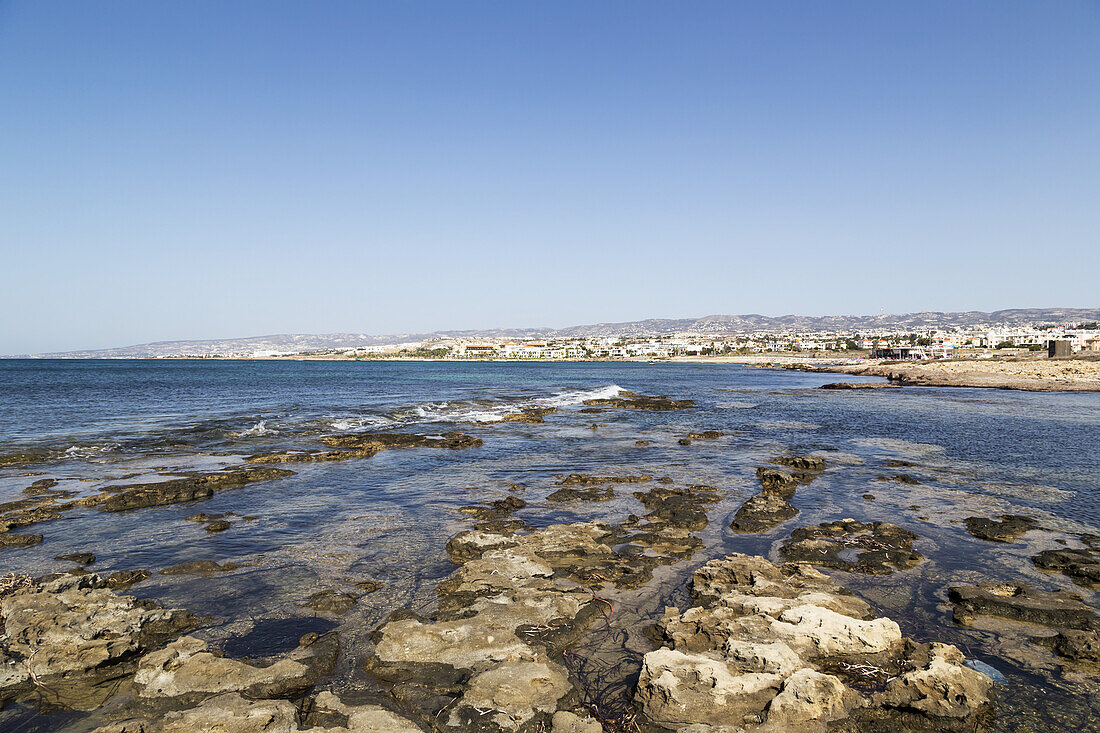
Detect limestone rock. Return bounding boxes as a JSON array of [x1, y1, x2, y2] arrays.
[[633, 553, 990, 731], [771, 605, 902, 656], [451, 661, 571, 730], [0, 574, 196, 709], [764, 668, 859, 727], [134, 632, 337, 702], [551, 710, 602, 732], [312, 690, 423, 732], [636, 648, 783, 727], [878, 643, 993, 719], [157, 693, 298, 733]]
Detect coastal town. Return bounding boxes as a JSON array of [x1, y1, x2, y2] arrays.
[[252, 323, 1100, 361]]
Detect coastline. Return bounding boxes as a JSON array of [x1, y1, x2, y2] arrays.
[[1, 367, 1097, 731], [153, 353, 1100, 393], [778, 357, 1100, 393], [8, 352, 1100, 392]]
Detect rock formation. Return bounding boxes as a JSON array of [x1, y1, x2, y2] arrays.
[[634, 553, 992, 731]]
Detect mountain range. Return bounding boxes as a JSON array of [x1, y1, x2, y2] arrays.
[[20, 308, 1100, 358]]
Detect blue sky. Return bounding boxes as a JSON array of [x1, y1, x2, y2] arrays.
[[1, 1, 1098, 353]]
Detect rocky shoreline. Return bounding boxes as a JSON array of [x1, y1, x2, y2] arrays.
[[0, 523, 998, 732], [785, 357, 1100, 393], [1, 391, 1097, 731]]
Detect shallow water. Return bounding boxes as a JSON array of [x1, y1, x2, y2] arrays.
[[1, 359, 1098, 731]]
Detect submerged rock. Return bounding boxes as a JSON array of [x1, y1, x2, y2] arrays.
[[581, 392, 695, 410], [772, 455, 826, 472], [499, 407, 558, 423], [964, 515, 1038, 543], [55, 551, 97, 565], [634, 553, 991, 731], [459, 496, 527, 519], [305, 590, 359, 616], [88, 467, 295, 512], [1032, 546, 1100, 589], [106, 569, 152, 590], [948, 583, 1098, 629], [875, 473, 921, 485], [820, 382, 901, 390], [686, 430, 724, 439], [0, 450, 49, 468], [730, 493, 799, 533], [556, 473, 652, 486], [1038, 629, 1100, 669], [547, 485, 615, 502], [159, 560, 239, 576], [0, 532, 42, 549], [780, 519, 924, 574], [185, 512, 224, 522], [23, 478, 58, 495], [355, 579, 382, 594], [250, 431, 483, 464], [756, 468, 798, 496]]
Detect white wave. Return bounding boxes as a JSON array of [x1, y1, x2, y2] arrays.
[[329, 415, 393, 432], [62, 443, 119, 458], [412, 384, 626, 423], [236, 420, 277, 437], [534, 384, 624, 408], [453, 409, 513, 423]]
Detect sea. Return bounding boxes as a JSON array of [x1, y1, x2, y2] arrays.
[[1, 359, 1098, 731]]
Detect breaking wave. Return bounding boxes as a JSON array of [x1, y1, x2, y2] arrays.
[[329, 415, 395, 432], [235, 421, 278, 437], [405, 384, 625, 423], [62, 443, 120, 458]]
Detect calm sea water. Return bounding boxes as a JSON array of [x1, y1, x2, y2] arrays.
[[1, 359, 1098, 731]]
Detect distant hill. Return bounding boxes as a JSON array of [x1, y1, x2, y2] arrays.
[[550, 308, 1100, 337], [20, 308, 1100, 358]]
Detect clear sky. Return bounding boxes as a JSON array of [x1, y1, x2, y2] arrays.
[[1, 1, 1098, 354]]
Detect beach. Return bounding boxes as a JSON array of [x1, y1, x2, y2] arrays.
[[1, 360, 1098, 732]]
